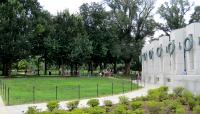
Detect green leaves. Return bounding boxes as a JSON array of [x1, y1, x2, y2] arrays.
[[157, 0, 193, 34]]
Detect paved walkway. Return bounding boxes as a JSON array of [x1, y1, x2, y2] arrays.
[[1, 82, 159, 114], [0, 96, 9, 114]]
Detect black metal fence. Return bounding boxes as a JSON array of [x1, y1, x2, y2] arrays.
[[0, 79, 139, 106]]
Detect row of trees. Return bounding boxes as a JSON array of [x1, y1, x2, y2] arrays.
[[0, 0, 200, 77]]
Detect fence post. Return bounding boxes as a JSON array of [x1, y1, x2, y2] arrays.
[[78, 85, 80, 99], [97, 83, 99, 97], [112, 82, 113, 96], [122, 82, 124, 94], [131, 81, 133, 91], [7, 87, 9, 105], [33, 86, 35, 103], [56, 86, 58, 100], [2, 82, 3, 97], [5, 84, 6, 100], [0, 80, 1, 94]]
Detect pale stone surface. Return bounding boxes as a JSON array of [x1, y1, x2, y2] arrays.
[[142, 23, 200, 94]]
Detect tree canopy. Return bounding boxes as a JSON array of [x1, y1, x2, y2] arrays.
[[0, 0, 198, 77]]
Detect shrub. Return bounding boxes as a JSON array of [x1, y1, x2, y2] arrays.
[[51, 109, 68, 114], [103, 100, 113, 107], [119, 96, 129, 105], [131, 101, 143, 110], [66, 100, 79, 111], [112, 104, 127, 114], [146, 101, 164, 114], [188, 98, 196, 110], [147, 86, 168, 101], [87, 99, 99, 107], [182, 90, 196, 109], [25, 106, 39, 114], [86, 107, 106, 114], [47, 101, 59, 112], [193, 105, 200, 114], [163, 100, 180, 113], [176, 97, 187, 105], [175, 107, 186, 114], [173, 87, 185, 97], [70, 109, 85, 114], [195, 95, 200, 105], [132, 109, 145, 114], [182, 89, 194, 101], [132, 96, 148, 101]]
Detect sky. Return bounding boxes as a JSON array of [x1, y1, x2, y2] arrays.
[[38, 0, 200, 37], [38, 0, 200, 15]]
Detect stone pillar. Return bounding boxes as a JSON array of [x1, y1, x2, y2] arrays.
[[170, 28, 185, 75], [160, 36, 170, 85], [142, 44, 149, 83], [185, 23, 200, 75]]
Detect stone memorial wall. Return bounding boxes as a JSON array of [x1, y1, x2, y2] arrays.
[[141, 23, 200, 94]]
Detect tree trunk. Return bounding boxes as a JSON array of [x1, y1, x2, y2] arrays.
[[44, 58, 47, 75], [37, 58, 40, 76], [99, 63, 103, 72], [61, 59, 65, 76], [58, 63, 61, 75], [124, 60, 131, 76], [113, 62, 117, 74], [70, 64, 73, 76], [75, 64, 78, 76], [91, 62, 93, 75], [103, 62, 107, 69], [88, 63, 90, 75], [2, 62, 5, 76], [2, 61, 12, 78]]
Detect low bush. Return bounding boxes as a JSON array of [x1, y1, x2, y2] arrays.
[[131, 101, 143, 110], [47, 101, 59, 112], [132, 96, 148, 101], [86, 107, 106, 114], [175, 106, 186, 114], [66, 100, 79, 111], [195, 95, 200, 105], [69, 109, 85, 114], [182, 89, 194, 101], [103, 100, 113, 107], [163, 100, 181, 113], [119, 96, 129, 105], [132, 109, 145, 114], [25, 106, 39, 114], [173, 87, 185, 97], [193, 105, 200, 114], [147, 86, 168, 102], [176, 97, 187, 105], [87, 99, 99, 107], [51, 109, 68, 114], [112, 104, 127, 114], [188, 98, 196, 110], [146, 101, 164, 114]]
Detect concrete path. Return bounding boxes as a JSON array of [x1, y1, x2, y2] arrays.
[[0, 96, 9, 114], [1, 82, 159, 114]]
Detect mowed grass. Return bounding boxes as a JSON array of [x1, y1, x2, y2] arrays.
[[0, 77, 138, 105]]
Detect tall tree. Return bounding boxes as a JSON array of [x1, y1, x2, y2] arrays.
[[80, 3, 109, 74], [106, 0, 156, 75], [189, 6, 200, 23], [51, 10, 92, 76], [157, 0, 193, 35], [30, 10, 53, 75], [0, 0, 41, 77]]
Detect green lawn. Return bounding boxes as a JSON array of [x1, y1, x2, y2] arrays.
[[0, 77, 138, 105]]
